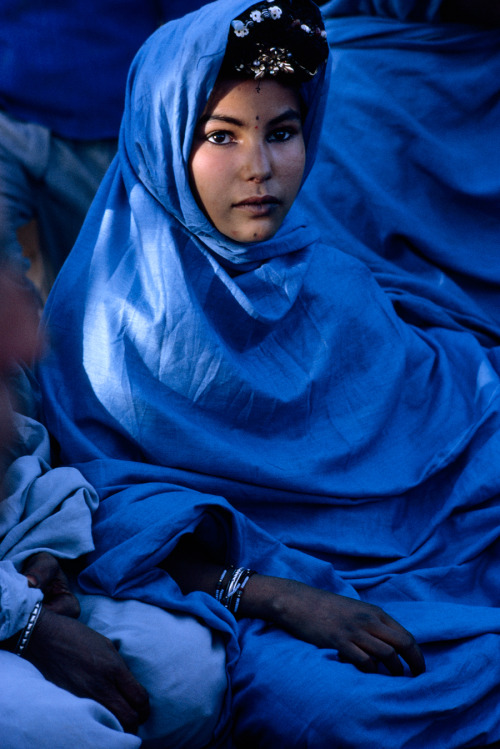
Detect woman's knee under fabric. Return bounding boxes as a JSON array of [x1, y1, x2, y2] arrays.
[[0, 650, 140, 749], [78, 594, 228, 749]]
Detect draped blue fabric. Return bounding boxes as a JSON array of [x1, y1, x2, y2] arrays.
[[39, 0, 500, 745], [298, 0, 500, 345]]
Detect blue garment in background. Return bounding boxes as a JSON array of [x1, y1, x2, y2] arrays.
[[299, 1, 500, 344], [320, 0, 443, 21], [39, 0, 500, 745], [0, 0, 209, 286], [0, 0, 207, 139]]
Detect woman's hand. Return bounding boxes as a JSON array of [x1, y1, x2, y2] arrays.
[[161, 535, 425, 677], [25, 607, 150, 734], [22, 551, 81, 618], [242, 576, 425, 677], [18, 553, 149, 732]]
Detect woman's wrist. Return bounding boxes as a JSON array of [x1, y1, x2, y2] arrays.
[[15, 600, 43, 656], [235, 573, 298, 623], [0, 600, 45, 655], [215, 566, 256, 614], [160, 534, 302, 624]]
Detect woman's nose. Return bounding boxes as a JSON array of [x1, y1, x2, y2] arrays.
[[242, 140, 272, 182]]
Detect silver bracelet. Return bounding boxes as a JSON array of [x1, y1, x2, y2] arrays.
[[218, 567, 256, 614], [16, 601, 42, 657]]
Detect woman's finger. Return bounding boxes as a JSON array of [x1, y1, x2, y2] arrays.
[[22, 552, 60, 589], [338, 642, 378, 674], [354, 632, 405, 676], [117, 668, 150, 726], [370, 617, 426, 676]]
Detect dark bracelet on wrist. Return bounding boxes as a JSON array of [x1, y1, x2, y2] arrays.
[[16, 601, 42, 657], [215, 566, 256, 615]]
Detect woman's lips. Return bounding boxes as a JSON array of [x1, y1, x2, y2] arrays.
[[233, 196, 280, 215]]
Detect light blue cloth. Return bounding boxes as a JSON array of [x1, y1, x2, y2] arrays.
[[78, 595, 227, 749], [0, 380, 141, 747], [0, 406, 226, 748], [0, 590, 226, 749], [39, 0, 500, 745], [0, 411, 97, 639], [0, 649, 141, 749], [298, 0, 500, 344]]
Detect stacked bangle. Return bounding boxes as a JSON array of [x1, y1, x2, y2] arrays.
[[16, 601, 42, 657], [215, 566, 256, 615]]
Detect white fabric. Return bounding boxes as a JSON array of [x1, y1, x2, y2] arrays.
[[79, 595, 227, 748], [0, 650, 141, 749]]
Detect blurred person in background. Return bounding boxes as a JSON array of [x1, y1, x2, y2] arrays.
[[0, 0, 206, 300]]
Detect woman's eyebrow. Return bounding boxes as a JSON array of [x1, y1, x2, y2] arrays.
[[268, 109, 302, 126], [198, 113, 243, 126], [198, 108, 301, 128]]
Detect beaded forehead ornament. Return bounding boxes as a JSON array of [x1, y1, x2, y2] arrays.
[[224, 0, 328, 84]]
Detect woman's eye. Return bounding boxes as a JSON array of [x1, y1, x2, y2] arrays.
[[206, 131, 232, 145], [268, 127, 295, 143]]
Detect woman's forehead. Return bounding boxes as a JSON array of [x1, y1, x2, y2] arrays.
[[204, 77, 302, 118]]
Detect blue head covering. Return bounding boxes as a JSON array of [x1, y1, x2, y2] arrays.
[[120, 0, 329, 270]]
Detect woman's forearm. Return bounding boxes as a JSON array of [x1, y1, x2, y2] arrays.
[[160, 534, 280, 620], [161, 535, 425, 677]]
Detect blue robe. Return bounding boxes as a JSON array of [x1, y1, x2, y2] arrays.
[[298, 0, 500, 345], [39, 0, 500, 745]]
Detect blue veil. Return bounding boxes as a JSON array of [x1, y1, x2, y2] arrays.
[[40, 0, 500, 745]]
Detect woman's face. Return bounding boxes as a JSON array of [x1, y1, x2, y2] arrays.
[[189, 78, 305, 243]]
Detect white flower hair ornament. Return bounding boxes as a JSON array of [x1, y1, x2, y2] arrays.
[[226, 0, 328, 83]]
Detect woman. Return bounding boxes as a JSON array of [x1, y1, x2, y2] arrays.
[[40, 0, 500, 745]]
